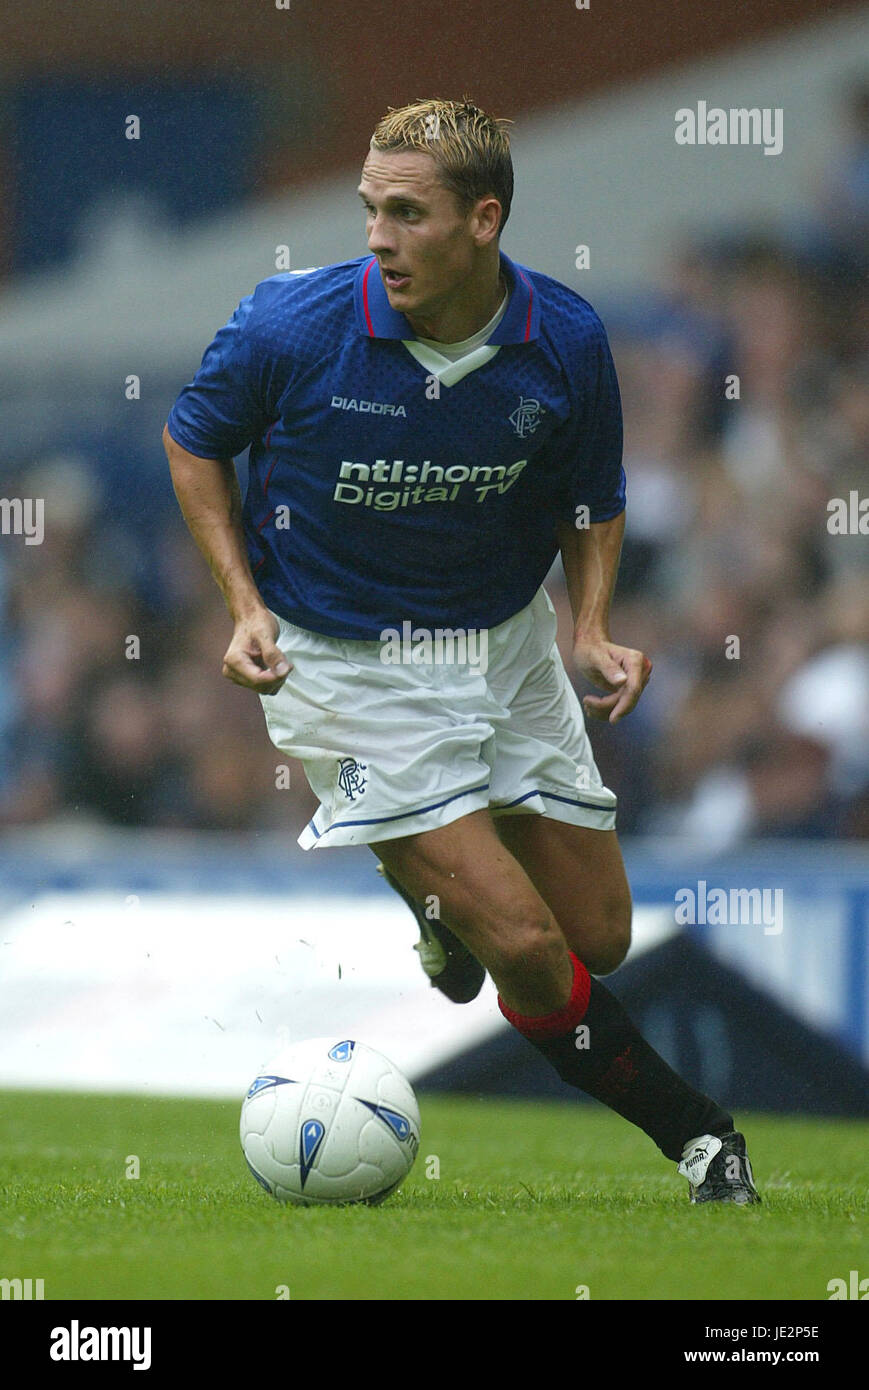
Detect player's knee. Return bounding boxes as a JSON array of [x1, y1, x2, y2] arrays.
[[487, 906, 565, 980], [586, 898, 632, 975]]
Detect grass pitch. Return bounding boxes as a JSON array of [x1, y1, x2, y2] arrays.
[[0, 1089, 865, 1301]]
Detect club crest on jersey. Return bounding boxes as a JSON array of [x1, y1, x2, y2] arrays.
[[331, 395, 407, 417], [337, 756, 367, 801], [509, 396, 544, 438]]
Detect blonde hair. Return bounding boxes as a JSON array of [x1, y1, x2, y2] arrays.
[[370, 98, 514, 234]]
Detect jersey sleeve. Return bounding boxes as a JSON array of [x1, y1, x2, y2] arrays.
[[554, 315, 626, 524], [166, 290, 272, 460]]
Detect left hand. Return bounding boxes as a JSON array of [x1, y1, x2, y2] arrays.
[[572, 636, 652, 724]]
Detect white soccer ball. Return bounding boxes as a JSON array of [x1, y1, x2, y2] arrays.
[[240, 1037, 420, 1205]]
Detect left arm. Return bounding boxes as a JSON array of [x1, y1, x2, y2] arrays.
[[556, 510, 651, 724]]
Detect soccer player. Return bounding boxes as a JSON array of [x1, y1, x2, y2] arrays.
[[164, 98, 759, 1205]]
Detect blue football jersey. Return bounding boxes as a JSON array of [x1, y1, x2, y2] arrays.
[[166, 251, 625, 638]]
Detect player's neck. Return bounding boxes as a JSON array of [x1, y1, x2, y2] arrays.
[[407, 265, 506, 344]]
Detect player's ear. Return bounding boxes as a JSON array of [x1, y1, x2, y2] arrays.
[[472, 195, 502, 246]]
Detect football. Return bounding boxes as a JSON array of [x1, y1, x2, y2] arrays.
[[240, 1036, 420, 1205]]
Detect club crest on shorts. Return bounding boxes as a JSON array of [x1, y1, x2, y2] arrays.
[[508, 395, 544, 438], [337, 756, 367, 801]]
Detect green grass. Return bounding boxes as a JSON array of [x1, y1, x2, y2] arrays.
[[0, 1090, 866, 1300]]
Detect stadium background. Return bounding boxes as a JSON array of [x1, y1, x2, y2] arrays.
[[0, 1, 867, 1113]]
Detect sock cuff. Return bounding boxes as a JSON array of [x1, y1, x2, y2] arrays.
[[498, 952, 591, 1041]]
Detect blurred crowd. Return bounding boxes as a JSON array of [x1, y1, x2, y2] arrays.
[[1, 87, 866, 851]]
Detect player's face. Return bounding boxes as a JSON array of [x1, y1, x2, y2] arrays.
[[358, 149, 495, 331]]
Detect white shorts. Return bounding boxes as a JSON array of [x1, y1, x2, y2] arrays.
[[261, 585, 617, 850]]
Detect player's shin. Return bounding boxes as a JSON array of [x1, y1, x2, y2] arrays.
[[498, 952, 733, 1162]]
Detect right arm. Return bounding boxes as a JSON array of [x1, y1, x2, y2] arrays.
[[162, 424, 289, 693]]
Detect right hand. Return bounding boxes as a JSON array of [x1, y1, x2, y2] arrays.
[[222, 609, 291, 694]]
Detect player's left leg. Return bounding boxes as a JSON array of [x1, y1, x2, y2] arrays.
[[493, 816, 631, 976], [373, 808, 759, 1204]]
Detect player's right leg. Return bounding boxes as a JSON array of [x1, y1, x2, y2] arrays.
[[373, 806, 759, 1203], [372, 807, 572, 1017]]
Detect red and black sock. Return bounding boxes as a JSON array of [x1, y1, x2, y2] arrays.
[[498, 952, 733, 1161]]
